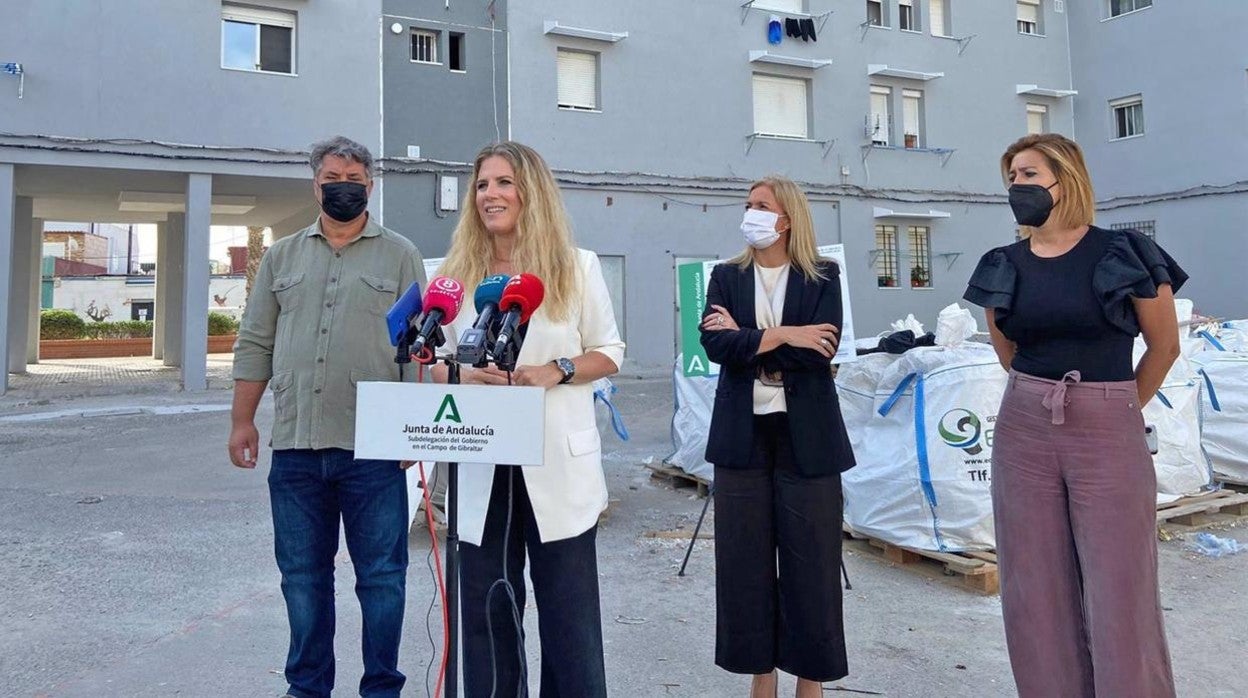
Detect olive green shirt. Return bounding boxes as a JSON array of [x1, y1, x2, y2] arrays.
[[233, 216, 426, 451]]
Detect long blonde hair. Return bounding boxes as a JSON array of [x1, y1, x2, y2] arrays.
[[1000, 134, 1096, 238], [729, 176, 828, 280], [438, 142, 579, 321]]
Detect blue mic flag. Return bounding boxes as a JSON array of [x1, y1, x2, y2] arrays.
[[474, 274, 510, 314], [386, 281, 423, 346]]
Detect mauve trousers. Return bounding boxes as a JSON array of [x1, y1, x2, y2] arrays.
[[992, 370, 1175, 698]]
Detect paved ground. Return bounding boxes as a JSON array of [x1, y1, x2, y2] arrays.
[[1, 362, 1245, 697], [2, 356, 236, 405]]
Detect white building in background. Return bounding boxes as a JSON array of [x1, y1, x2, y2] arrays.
[[51, 274, 249, 323], [42, 222, 141, 274]]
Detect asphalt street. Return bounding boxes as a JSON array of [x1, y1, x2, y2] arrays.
[[1, 375, 1244, 697]]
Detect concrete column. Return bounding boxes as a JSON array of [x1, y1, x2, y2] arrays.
[[180, 174, 212, 391], [153, 221, 167, 360], [27, 218, 43, 363], [7, 196, 34, 374], [162, 214, 185, 368], [0, 164, 14, 394]]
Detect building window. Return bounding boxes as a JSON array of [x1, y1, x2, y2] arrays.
[[1109, 220, 1156, 239], [1017, 0, 1041, 34], [1109, 0, 1151, 18], [753, 74, 810, 138], [1027, 103, 1048, 134], [928, 0, 951, 36], [875, 225, 900, 288], [411, 29, 439, 64], [221, 5, 295, 74], [902, 89, 923, 148], [900, 0, 917, 30], [869, 85, 892, 146], [449, 33, 465, 71], [867, 0, 886, 27], [557, 49, 599, 111], [1111, 96, 1144, 139], [908, 226, 932, 288]]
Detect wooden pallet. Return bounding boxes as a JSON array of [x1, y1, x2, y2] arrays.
[[842, 524, 999, 595], [1156, 489, 1248, 531], [646, 462, 710, 497]]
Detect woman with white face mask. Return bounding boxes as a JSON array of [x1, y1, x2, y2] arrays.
[[700, 176, 857, 698]]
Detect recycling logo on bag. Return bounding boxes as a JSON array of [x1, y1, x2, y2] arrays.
[[938, 408, 983, 455]]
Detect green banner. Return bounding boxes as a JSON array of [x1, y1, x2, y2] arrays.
[[677, 261, 716, 377]]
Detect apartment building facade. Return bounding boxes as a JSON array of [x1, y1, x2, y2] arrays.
[[4, 1, 1244, 390]]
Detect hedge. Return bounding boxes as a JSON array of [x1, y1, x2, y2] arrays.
[[81, 321, 155, 339], [40, 310, 87, 340], [208, 311, 240, 336]]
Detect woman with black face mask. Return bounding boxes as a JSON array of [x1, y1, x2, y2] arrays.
[[963, 134, 1184, 698]]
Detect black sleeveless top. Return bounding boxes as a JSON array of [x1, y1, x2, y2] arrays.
[[963, 226, 1188, 382]]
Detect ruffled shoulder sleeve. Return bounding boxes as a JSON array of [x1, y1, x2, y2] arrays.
[[963, 247, 1017, 316], [1093, 229, 1189, 335]]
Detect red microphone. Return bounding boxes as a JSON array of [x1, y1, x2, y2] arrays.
[[412, 276, 465, 355], [493, 273, 544, 359]]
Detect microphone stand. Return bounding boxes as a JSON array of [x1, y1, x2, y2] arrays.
[[441, 356, 461, 698], [436, 329, 522, 697]]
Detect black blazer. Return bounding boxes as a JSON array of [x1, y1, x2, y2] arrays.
[[700, 260, 856, 476]]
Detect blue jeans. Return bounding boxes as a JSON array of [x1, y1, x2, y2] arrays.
[[460, 466, 607, 698], [268, 449, 408, 698]]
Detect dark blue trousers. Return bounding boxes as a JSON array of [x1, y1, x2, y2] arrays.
[[268, 448, 408, 698]]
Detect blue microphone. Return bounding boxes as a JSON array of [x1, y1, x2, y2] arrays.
[[386, 281, 423, 347], [455, 275, 510, 366]]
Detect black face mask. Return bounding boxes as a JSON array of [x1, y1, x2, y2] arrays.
[[319, 181, 369, 222], [1008, 182, 1058, 227]]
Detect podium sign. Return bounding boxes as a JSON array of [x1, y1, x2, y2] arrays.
[[355, 382, 545, 465]]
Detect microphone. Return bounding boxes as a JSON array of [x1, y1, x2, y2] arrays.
[[455, 274, 511, 366], [492, 273, 545, 364], [411, 276, 465, 355], [385, 281, 423, 347]]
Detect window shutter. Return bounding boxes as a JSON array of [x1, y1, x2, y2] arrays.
[[222, 5, 295, 28], [557, 50, 598, 109], [1026, 103, 1047, 134], [1018, 2, 1038, 24], [928, 0, 946, 35], [869, 86, 891, 145], [902, 89, 922, 143], [753, 74, 808, 138]]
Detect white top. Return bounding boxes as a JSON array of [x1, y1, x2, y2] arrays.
[[753, 263, 790, 415], [444, 249, 626, 545]]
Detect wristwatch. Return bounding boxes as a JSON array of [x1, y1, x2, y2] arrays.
[[553, 357, 576, 385]]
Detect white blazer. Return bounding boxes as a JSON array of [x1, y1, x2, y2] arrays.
[[446, 249, 625, 546]]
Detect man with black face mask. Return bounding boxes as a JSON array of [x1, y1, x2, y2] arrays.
[[230, 136, 425, 698]]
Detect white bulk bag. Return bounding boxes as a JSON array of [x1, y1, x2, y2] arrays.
[[841, 344, 1005, 552]]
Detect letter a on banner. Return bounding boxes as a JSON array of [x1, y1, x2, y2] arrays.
[[434, 394, 462, 423]]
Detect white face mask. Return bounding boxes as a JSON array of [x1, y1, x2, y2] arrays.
[[741, 209, 782, 250]]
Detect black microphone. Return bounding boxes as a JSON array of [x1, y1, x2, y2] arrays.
[[492, 274, 545, 367], [456, 275, 510, 366]]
